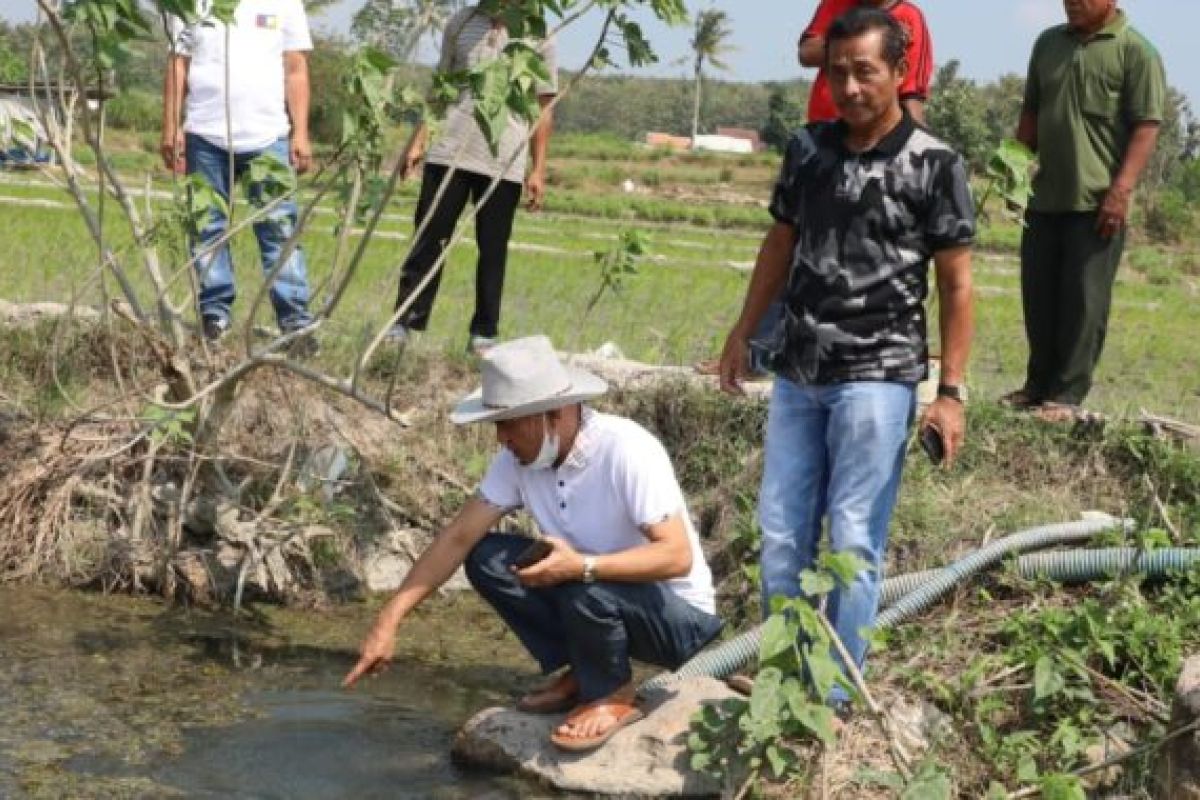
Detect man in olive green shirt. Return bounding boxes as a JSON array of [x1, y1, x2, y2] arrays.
[[1006, 0, 1165, 420]]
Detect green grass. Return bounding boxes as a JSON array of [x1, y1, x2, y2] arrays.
[[1, 154, 1198, 424]]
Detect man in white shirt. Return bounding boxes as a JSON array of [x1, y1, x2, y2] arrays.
[[387, 4, 558, 355], [344, 336, 722, 753], [162, 0, 315, 344]]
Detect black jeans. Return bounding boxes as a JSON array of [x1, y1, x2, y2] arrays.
[[464, 533, 724, 703], [395, 164, 522, 338], [1020, 210, 1126, 405]]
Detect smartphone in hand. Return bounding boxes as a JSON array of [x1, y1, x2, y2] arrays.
[[919, 424, 946, 466], [513, 538, 553, 570]]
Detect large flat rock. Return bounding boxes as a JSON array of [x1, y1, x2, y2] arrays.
[[1160, 655, 1200, 799], [452, 677, 738, 797]]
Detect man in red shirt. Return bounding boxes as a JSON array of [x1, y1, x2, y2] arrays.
[[799, 0, 933, 123]]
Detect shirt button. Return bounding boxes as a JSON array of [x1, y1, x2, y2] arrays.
[[558, 481, 565, 487], [560, 501, 566, 509]]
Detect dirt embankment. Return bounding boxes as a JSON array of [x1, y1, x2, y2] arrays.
[[1, 310, 1198, 624]]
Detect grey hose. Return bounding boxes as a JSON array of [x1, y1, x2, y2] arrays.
[[639, 515, 1145, 693], [875, 516, 1134, 629], [879, 549, 1200, 606]]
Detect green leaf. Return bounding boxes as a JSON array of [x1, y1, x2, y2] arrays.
[[616, 16, 657, 67], [1033, 655, 1066, 701], [901, 763, 953, 800], [764, 744, 795, 780], [800, 569, 836, 597], [854, 768, 905, 791], [788, 696, 836, 745], [749, 667, 784, 719], [803, 642, 842, 702], [758, 612, 795, 664], [820, 550, 871, 587], [1038, 774, 1086, 800]]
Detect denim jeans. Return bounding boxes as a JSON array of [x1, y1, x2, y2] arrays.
[[464, 533, 723, 702], [185, 134, 312, 331], [758, 377, 915, 699]]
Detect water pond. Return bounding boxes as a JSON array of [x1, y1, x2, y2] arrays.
[[0, 586, 551, 799]]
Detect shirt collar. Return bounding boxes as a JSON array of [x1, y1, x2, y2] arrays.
[[560, 406, 596, 471], [833, 110, 916, 158], [1069, 9, 1128, 41]]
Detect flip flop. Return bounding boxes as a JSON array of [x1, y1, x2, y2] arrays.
[[517, 670, 580, 714], [550, 698, 644, 752], [1032, 402, 1080, 424]]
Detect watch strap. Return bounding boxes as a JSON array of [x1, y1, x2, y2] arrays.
[[937, 383, 967, 404]]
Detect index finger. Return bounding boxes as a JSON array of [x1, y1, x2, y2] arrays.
[[342, 655, 381, 688]]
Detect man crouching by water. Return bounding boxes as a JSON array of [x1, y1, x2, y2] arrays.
[[343, 336, 721, 752]]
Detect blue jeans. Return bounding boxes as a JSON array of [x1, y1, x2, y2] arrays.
[[758, 377, 915, 698], [464, 533, 723, 702], [185, 134, 312, 330]]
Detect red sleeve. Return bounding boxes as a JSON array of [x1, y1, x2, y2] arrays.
[[896, 3, 934, 100], [802, 0, 853, 40]]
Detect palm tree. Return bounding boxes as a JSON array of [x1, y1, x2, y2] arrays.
[[689, 9, 734, 143]]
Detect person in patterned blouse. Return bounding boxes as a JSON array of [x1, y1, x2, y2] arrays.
[[717, 8, 975, 710]]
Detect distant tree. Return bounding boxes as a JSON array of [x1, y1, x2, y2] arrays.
[[351, 0, 465, 63], [979, 72, 1025, 155], [553, 74, 776, 141], [1139, 86, 1198, 242], [0, 23, 26, 83], [925, 59, 989, 167], [688, 8, 733, 141], [760, 81, 806, 153]]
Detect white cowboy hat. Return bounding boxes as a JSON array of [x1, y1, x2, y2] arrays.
[[450, 335, 608, 425]]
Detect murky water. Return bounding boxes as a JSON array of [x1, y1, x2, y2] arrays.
[[0, 586, 548, 799]]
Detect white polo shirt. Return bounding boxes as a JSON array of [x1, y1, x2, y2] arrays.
[[479, 409, 716, 615], [169, 0, 312, 153]]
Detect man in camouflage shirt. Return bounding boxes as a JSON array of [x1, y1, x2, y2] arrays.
[[718, 8, 974, 703]]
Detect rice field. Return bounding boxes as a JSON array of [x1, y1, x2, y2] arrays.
[[1, 140, 1198, 422]]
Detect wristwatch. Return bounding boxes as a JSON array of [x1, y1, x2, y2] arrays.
[[582, 556, 598, 584], [937, 383, 968, 405]]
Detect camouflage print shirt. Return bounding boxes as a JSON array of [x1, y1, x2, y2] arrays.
[[764, 113, 975, 385]]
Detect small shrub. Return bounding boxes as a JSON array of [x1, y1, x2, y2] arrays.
[[104, 89, 160, 132], [1142, 187, 1196, 245]]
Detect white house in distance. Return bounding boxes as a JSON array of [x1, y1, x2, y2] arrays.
[[0, 84, 53, 167], [0, 82, 112, 167]]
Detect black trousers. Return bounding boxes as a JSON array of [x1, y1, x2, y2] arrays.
[[395, 164, 522, 338], [1019, 210, 1126, 406]]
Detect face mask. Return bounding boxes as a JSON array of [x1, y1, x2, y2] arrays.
[[527, 414, 560, 470]]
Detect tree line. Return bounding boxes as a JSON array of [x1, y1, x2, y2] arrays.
[[3, 18, 1198, 241]]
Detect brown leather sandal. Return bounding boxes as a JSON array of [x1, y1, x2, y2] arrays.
[[516, 670, 580, 714], [550, 697, 644, 752]]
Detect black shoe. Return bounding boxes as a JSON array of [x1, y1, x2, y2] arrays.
[[202, 315, 229, 343]]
